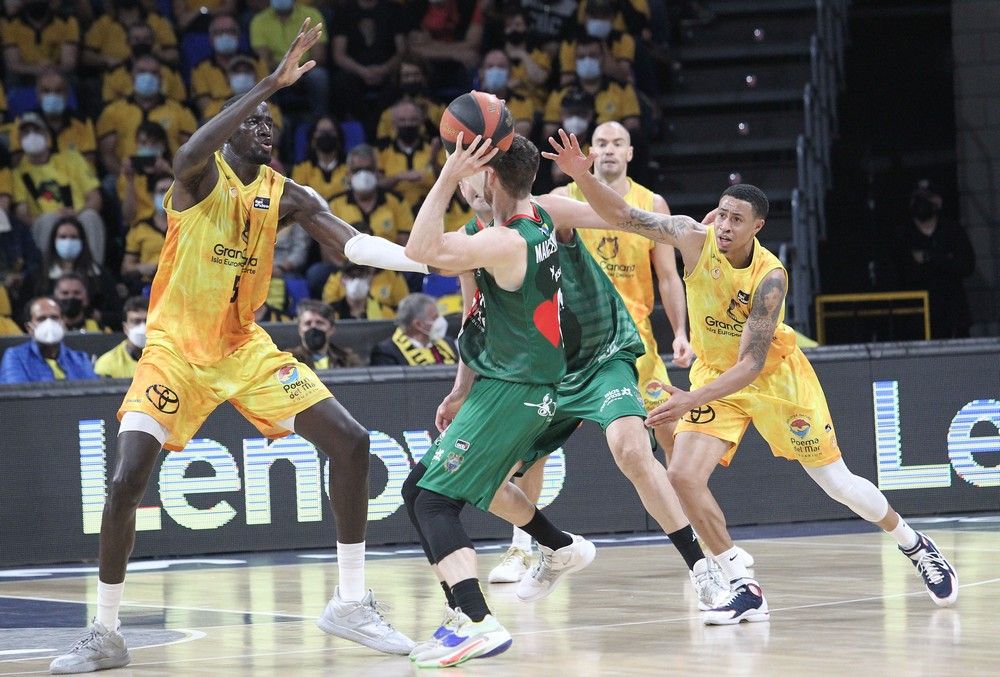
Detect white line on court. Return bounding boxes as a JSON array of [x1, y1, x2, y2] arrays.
[[0, 594, 313, 620]]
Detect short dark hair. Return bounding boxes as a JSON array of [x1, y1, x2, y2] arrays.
[[296, 299, 335, 324], [136, 120, 168, 145], [24, 296, 58, 324], [123, 296, 149, 315], [489, 134, 539, 200], [722, 184, 769, 220]]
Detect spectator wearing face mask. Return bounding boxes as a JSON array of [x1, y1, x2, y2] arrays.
[[558, 0, 635, 86], [101, 24, 187, 105], [500, 6, 552, 110], [121, 174, 171, 295], [286, 299, 361, 370], [0, 0, 79, 84], [12, 114, 105, 265], [291, 117, 349, 201], [573, 0, 652, 41], [377, 101, 444, 212], [0, 296, 97, 384], [95, 54, 198, 177], [53, 272, 107, 333], [893, 181, 976, 339], [543, 36, 640, 140], [323, 262, 408, 321], [376, 58, 445, 144], [549, 88, 596, 186], [9, 69, 97, 171], [82, 0, 178, 73], [478, 49, 535, 139], [1, 160, 41, 330], [94, 295, 148, 378], [118, 122, 173, 228], [332, 145, 414, 246], [369, 292, 457, 366], [191, 14, 270, 120], [331, 0, 407, 131]]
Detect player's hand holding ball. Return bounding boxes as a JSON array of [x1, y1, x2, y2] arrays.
[[439, 132, 498, 184], [543, 128, 597, 180]]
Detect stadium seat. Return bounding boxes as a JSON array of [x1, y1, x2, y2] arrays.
[[7, 86, 79, 117], [180, 32, 212, 85], [284, 276, 310, 316], [422, 274, 460, 297]]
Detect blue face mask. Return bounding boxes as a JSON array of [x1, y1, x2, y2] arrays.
[[586, 18, 613, 39], [271, 0, 293, 11], [133, 72, 160, 97], [213, 33, 239, 55], [40, 93, 66, 115], [575, 56, 601, 81], [229, 73, 256, 96], [482, 66, 509, 93], [55, 237, 83, 261]]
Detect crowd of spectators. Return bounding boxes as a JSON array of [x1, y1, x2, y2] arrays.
[[0, 0, 674, 380]]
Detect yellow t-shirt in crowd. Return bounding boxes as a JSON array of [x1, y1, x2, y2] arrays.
[[96, 97, 198, 161], [11, 149, 98, 218], [328, 189, 414, 243], [94, 340, 140, 378], [544, 81, 640, 125], [0, 15, 79, 67], [322, 269, 408, 320], [84, 14, 177, 65]]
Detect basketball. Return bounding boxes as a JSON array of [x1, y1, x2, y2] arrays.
[[439, 90, 515, 154]]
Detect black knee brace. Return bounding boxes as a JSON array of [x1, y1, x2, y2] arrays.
[[402, 463, 437, 564], [414, 489, 474, 563]]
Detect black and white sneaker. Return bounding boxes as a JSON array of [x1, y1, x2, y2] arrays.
[[703, 579, 770, 626], [901, 533, 959, 607]]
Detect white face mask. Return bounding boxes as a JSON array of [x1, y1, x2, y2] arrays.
[[562, 115, 589, 137], [344, 277, 370, 302], [428, 315, 448, 342], [350, 169, 377, 193], [21, 131, 47, 155], [127, 322, 147, 349], [33, 318, 65, 345]]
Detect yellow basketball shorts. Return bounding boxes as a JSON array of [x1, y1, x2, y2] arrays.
[[674, 349, 842, 468], [118, 326, 332, 451], [636, 318, 671, 410]]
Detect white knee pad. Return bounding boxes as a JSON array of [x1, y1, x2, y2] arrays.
[[119, 412, 169, 447], [804, 459, 889, 522]]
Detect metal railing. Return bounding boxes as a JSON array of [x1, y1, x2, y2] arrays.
[[787, 0, 849, 334]]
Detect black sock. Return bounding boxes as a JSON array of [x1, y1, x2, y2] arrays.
[[519, 508, 573, 551], [440, 580, 457, 609], [667, 525, 705, 570], [451, 578, 490, 622]]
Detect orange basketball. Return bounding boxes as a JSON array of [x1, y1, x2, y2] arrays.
[[439, 90, 515, 154]]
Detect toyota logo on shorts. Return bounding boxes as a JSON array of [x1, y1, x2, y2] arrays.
[[684, 405, 716, 424], [146, 384, 180, 414]]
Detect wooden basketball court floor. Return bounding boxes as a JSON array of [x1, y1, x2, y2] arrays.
[[2, 517, 998, 676]]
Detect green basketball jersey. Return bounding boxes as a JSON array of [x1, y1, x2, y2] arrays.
[[460, 205, 565, 384], [557, 230, 644, 392]]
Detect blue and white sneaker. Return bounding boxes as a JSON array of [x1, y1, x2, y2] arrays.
[[410, 606, 463, 656], [901, 533, 958, 607], [410, 614, 512, 668], [703, 579, 770, 625]]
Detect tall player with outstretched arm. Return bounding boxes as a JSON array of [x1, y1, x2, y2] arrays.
[[544, 130, 959, 625], [50, 20, 424, 674]]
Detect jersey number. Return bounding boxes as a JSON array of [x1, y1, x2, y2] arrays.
[[229, 275, 241, 303]]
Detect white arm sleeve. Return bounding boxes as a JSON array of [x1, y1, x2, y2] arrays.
[[343, 233, 429, 274]]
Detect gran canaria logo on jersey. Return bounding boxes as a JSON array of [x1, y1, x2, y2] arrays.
[[596, 236, 619, 260], [211, 243, 259, 273], [705, 293, 750, 338]]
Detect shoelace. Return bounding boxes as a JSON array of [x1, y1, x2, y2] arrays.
[[69, 627, 101, 653], [916, 551, 949, 586], [501, 548, 527, 566], [529, 552, 560, 584], [360, 598, 397, 630]]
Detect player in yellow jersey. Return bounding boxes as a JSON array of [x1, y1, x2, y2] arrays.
[[545, 130, 959, 625], [50, 20, 423, 675]]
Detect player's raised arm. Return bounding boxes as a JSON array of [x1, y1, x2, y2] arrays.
[[172, 18, 322, 193], [543, 130, 706, 267], [646, 268, 788, 427], [280, 178, 428, 273], [406, 134, 522, 273]]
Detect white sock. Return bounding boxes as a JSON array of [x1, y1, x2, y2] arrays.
[[96, 581, 123, 629], [889, 518, 920, 553], [511, 527, 532, 552], [337, 541, 366, 602], [716, 546, 750, 585]]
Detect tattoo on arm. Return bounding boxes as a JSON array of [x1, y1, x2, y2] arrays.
[[739, 273, 787, 372], [618, 208, 701, 245]]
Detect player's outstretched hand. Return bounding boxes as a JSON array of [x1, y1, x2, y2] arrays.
[[645, 384, 696, 427], [441, 132, 498, 184], [542, 129, 596, 180], [271, 18, 323, 90], [435, 390, 468, 433]]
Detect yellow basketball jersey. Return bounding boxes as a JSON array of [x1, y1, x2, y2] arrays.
[[685, 226, 797, 375], [149, 152, 284, 365], [568, 179, 656, 321]]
